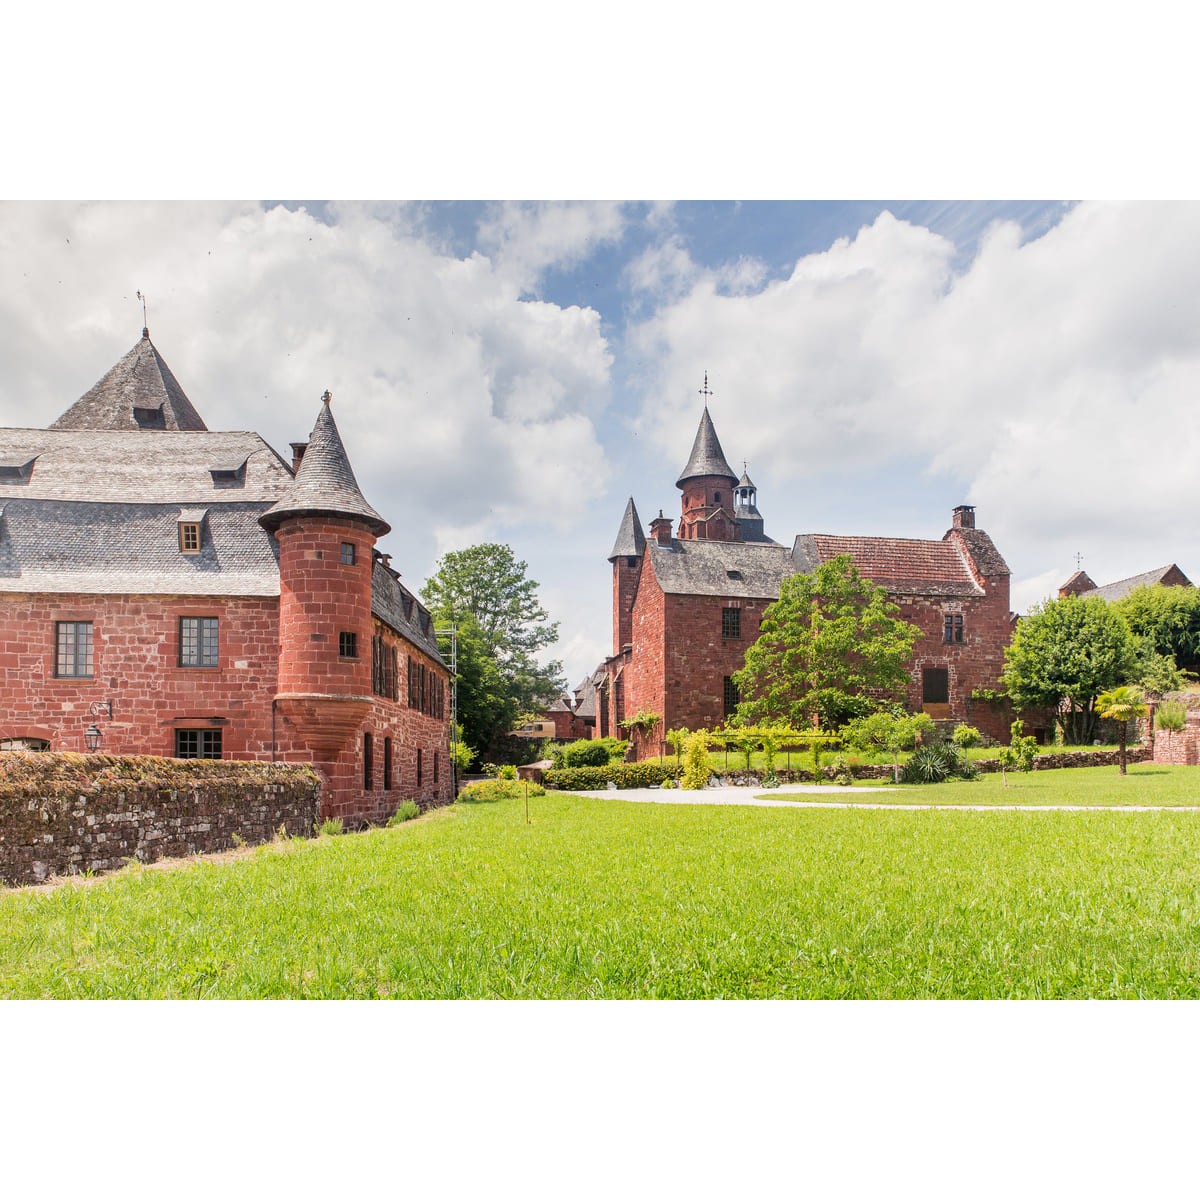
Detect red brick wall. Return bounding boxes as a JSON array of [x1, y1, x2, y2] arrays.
[[1152, 721, 1200, 766], [612, 556, 641, 655]]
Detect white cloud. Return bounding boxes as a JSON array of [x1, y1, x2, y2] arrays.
[[0, 200, 614, 585], [628, 202, 1200, 594]]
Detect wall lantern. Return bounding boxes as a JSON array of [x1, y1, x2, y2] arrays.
[[83, 700, 114, 753]]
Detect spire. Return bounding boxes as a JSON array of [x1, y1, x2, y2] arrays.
[[608, 497, 646, 561], [259, 393, 390, 536], [676, 405, 737, 488], [50, 331, 207, 431]]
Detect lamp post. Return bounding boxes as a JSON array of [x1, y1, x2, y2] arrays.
[[84, 700, 114, 753]]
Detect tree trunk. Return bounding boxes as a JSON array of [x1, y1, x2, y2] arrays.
[[1119, 725, 1128, 775]]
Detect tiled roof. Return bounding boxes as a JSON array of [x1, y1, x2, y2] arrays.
[[0, 499, 280, 595], [676, 407, 738, 486], [648, 539, 795, 597], [371, 561, 446, 665], [950, 528, 1010, 579], [260, 397, 389, 537], [51, 332, 207, 432], [609, 497, 646, 560], [796, 533, 984, 597], [0, 428, 293, 503], [1079, 565, 1193, 603]]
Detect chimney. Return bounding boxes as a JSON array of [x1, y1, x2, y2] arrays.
[[650, 510, 673, 545], [952, 505, 976, 530], [290, 442, 308, 474]]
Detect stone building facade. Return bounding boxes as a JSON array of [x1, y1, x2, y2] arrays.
[[596, 402, 1016, 754], [0, 329, 452, 822]]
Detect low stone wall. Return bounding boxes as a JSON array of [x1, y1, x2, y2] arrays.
[[1, 752, 322, 888]]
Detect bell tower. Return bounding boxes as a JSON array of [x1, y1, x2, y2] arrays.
[[676, 376, 739, 542]]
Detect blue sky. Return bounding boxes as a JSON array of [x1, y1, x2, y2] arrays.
[[5, 198, 1200, 693]]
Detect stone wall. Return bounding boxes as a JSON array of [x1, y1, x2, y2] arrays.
[[1, 752, 321, 887]]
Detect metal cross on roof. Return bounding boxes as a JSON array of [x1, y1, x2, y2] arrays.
[[1075, 551, 1083, 570], [699, 372, 713, 405]]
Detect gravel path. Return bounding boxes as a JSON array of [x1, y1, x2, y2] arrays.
[[567, 783, 1200, 812]]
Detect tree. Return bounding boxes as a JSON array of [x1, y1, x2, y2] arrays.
[[996, 719, 1038, 787], [1094, 685, 1148, 775], [734, 556, 922, 730], [1001, 596, 1137, 744], [423, 545, 566, 761], [844, 709, 935, 784], [1113, 585, 1200, 667]]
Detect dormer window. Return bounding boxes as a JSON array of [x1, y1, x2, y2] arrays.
[[209, 457, 248, 488], [726, 569, 744, 581], [177, 508, 208, 555], [133, 403, 166, 429], [0, 453, 39, 484]]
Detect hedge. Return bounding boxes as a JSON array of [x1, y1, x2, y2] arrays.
[[543, 762, 680, 790]]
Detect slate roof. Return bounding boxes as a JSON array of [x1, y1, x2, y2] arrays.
[[0, 429, 292, 503], [676, 408, 738, 486], [371, 561, 446, 665], [51, 331, 207, 432], [572, 671, 601, 720], [647, 539, 795, 598], [1076, 565, 1193, 603], [794, 534, 986, 597], [0, 499, 281, 595], [260, 397, 389, 537], [609, 497, 646, 560]]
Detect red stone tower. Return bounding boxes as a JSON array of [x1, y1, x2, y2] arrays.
[[676, 399, 740, 542], [609, 497, 645, 655], [259, 393, 390, 810]]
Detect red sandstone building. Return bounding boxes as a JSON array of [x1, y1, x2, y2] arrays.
[[0, 330, 452, 822], [597, 402, 1016, 753]]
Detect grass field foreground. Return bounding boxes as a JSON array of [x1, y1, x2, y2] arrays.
[[4, 769, 1200, 999]]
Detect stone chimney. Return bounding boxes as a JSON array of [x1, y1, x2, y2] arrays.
[[952, 505, 976, 530], [650, 510, 673, 545], [290, 442, 308, 474]]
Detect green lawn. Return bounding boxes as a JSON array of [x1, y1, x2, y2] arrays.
[[4, 768, 1200, 998], [759, 763, 1200, 806]]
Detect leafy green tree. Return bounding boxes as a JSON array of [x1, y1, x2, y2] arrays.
[[1114, 585, 1200, 666], [424, 545, 566, 761], [1094, 685, 1148, 775], [844, 709, 935, 784], [1001, 596, 1137, 744], [734, 556, 921, 730], [996, 719, 1038, 787]]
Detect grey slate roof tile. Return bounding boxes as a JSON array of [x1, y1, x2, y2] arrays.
[[1079, 565, 1193, 602], [676, 407, 738, 486], [609, 497, 646, 560], [371, 561, 446, 666]]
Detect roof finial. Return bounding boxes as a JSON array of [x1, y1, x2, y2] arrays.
[[322, 390, 332, 406], [136, 290, 149, 338], [699, 371, 713, 408], [1075, 550, 1083, 570]]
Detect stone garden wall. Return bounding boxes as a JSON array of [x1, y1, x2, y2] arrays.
[[1, 751, 321, 887]]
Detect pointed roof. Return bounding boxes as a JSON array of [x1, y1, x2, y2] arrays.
[[677, 407, 738, 487], [51, 330, 207, 431], [736, 467, 755, 490], [259, 393, 390, 536], [608, 496, 646, 561]]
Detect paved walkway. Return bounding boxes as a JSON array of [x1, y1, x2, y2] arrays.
[[568, 783, 1200, 813]]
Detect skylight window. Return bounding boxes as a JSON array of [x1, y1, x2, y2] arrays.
[[133, 404, 166, 429], [209, 457, 248, 488], [726, 569, 744, 581]]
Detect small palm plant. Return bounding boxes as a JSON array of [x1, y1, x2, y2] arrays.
[[1095, 686, 1148, 775], [1154, 700, 1187, 760]]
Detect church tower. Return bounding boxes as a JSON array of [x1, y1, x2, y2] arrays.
[[733, 466, 768, 542], [608, 496, 645, 655], [259, 392, 389, 755], [676, 379, 740, 542]]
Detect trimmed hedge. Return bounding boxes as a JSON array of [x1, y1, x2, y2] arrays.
[[543, 762, 680, 790]]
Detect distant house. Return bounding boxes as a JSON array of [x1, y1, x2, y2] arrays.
[[0, 328, 453, 823], [593, 399, 1016, 755], [1058, 564, 1193, 602]]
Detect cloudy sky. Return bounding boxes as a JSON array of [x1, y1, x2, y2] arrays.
[[3, 198, 1200, 689]]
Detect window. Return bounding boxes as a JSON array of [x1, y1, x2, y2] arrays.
[[364, 732, 373, 790], [722, 607, 741, 639], [178, 522, 201, 553], [433, 751, 439, 784], [372, 634, 399, 700], [383, 737, 393, 791], [179, 617, 218, 667], [339, 631, 358, 658], [944, 614, 964, 644], [175, 729, 222, 759], [416, 747, 423, 786], [723, 676, 741, 717], [340, 541, 356, 565], [922, 667, 950, 705], [55, 621, 93, 678]]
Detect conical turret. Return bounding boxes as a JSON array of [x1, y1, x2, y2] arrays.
[[676, 400, 739, 542], [608, 496, 646, 561]]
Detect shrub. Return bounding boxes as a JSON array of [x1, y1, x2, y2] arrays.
[[388, 800, 421, 825], [543, 762, 680, 791], [681, 730, 713, 791], [951, 724, 982, 749], [498, 764, 518, 781], [558, 740, 612, 768], [900, 743, 976, 785], [457, 779, 545, 803], [317, 817, 344, 836]]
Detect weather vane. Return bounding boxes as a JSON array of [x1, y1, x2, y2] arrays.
[[1075, 551, 1083, 570], [136, 290, 148, 335], [699, 371, 713, 406]]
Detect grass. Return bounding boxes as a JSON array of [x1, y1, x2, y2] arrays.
[[4, 767, 1200, 998], [754, 763, 1200, 806]]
